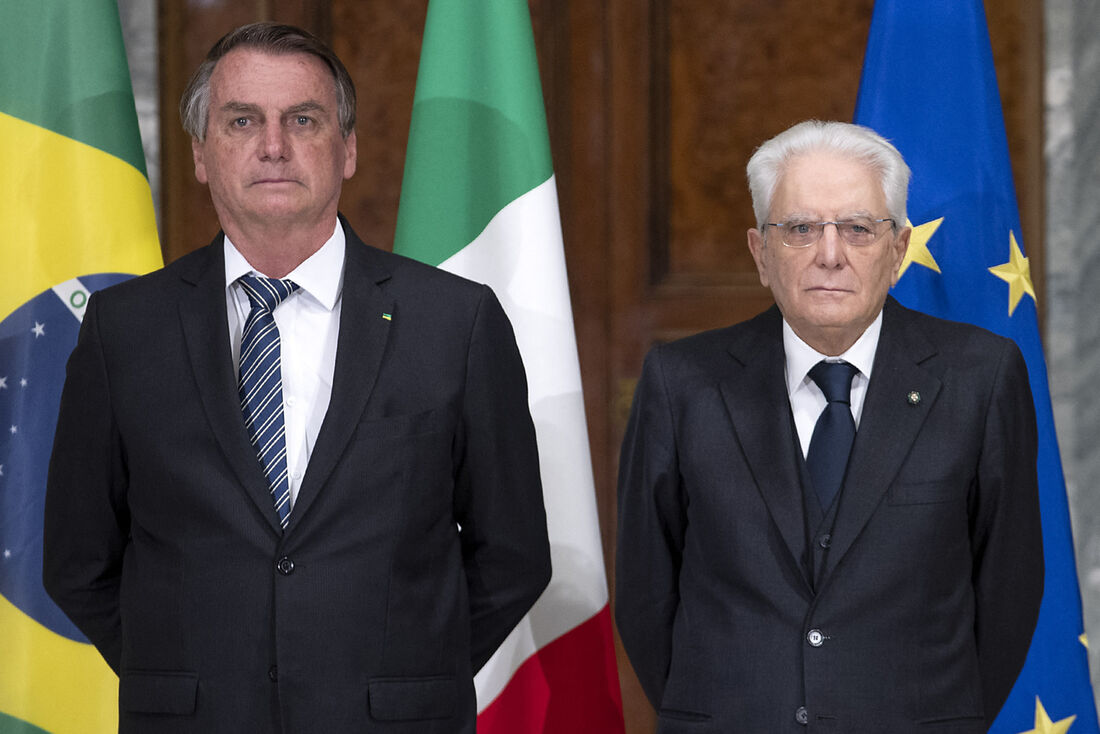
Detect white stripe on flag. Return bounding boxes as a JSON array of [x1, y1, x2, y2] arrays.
[[51, 278, 92, 323], [441, 176, 610, 710]]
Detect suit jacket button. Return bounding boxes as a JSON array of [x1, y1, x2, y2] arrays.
[[806, 629, 825, 647], [268, 666, 278, 682], [818, 533, 831, 549], [795, 706, 809, 725], [276, 557, 295, 575]]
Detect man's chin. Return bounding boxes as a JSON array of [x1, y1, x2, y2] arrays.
[[799, 300, 866, 329]]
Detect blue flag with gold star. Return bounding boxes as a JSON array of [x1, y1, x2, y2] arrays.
[[855, 1, 1099, 732]]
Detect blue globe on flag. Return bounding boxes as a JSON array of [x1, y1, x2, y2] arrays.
[[0, 273, 132, 642]]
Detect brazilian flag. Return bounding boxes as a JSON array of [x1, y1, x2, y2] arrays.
[[0, 2, 162, 732]]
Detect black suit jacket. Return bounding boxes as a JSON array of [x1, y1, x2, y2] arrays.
[[43, 220, 551, 733], [615, 297, 1043, 733]]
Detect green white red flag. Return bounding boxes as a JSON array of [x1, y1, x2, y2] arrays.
[[394, 2, 625, 731]]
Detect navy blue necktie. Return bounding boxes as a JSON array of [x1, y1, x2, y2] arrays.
[[238, 275, 299, 529], [806, 361, 859, 510]]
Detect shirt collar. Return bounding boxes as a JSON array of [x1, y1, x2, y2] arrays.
[[783, 309, 883, 396], [223, 221, 345, 311]]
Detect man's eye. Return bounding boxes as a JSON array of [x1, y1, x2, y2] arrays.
[[791, 223, 812, 235], [295, 116, 312, 126], [233, 118, 249, 127]]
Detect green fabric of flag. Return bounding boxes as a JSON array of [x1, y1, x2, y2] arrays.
[[394, 1, 553, 263]]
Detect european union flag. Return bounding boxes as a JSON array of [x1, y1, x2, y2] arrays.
[[855, 1, 1100, 731]]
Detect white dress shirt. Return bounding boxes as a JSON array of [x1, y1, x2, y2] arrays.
[[784, 311, 883, 458], [224, 223, 345, 509]]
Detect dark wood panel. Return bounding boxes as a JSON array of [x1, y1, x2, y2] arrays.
[[661, 0, 876, 283], [329, 0, 425, 252]]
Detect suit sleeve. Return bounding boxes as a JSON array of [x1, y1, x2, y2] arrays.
[[453, 286, 551, 673], [614, 346, 686, 708], [971, 338, 1043, 720], [43, 292, 129, 674]]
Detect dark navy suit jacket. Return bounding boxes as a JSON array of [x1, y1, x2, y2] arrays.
[[44, 220, 551, 733], [616, 297, 1043, 733]]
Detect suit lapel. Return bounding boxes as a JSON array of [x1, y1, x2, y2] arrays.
[[289, 225, 394, 528], [820, 299, 941, 581], [719, 308, 811, 588], [177, 238, 284, 534]]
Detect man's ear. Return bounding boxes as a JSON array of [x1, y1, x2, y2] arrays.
[[747, 227, 770, 288], [342, 130, 357, 180], [192, 137, 208, 184], [890, 225, 911, 286]]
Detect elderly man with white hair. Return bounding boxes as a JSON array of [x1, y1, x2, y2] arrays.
[[616, 119, 1043, 733]]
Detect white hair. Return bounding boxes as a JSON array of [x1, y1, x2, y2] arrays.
[[746, 120, 910, 229]]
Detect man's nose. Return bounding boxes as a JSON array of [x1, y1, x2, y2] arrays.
[[260, 125, 289, 160], [815, 223, 847, 267]]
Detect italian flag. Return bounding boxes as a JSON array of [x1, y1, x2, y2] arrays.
[[0, 2, 161, 732], [394, 2, 625, 731]]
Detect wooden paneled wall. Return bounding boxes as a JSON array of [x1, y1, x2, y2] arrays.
[[157, 2, 1042, 731]]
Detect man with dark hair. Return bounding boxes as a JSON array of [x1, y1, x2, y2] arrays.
[[615, 120, 1043, 732], [44, 22, 550, 733]]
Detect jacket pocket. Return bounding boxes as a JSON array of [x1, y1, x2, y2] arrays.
[[917, 714, 986, 728], [119, 670, 198, 715], [368, 676, 456, 721], [354, 407, 456, 441], [658, 707, 711, 722], [656, 708, 714, 734], [887, 480, 961, 505]]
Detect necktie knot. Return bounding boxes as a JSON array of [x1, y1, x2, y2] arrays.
[[239, 274, 299, 313], [809, 361, 858, 405]]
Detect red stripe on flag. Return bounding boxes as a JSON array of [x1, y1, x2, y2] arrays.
[[477, 605, 625, 733]]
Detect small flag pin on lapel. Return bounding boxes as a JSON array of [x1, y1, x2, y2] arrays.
[[381, 312, 392, 321], [907, 390, 921, 405]]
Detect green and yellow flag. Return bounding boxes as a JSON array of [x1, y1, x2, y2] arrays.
[[0, 2, 161, 732]]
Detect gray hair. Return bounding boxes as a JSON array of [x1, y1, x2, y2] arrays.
[[746, 120, 910, 230], [180, 21, 356, 141]]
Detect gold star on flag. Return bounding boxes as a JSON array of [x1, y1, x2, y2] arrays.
[[897, 217, 943, 278], [1081, 633, 1089, 649], [1019, 697, 1076, 734], [988, 230, 1035, 316]]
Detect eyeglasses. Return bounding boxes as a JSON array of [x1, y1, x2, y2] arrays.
[[763, 218, 896, 248]]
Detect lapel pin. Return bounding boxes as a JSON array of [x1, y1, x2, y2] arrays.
[[381, 312, 392, 321], [907, 390, 921, 405]]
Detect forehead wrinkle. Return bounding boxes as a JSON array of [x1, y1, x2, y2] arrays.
[[831, 209, 877, 221]]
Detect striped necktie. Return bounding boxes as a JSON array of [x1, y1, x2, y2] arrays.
[[238, 274, 299, 529], [806, 360, 859, 510]]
